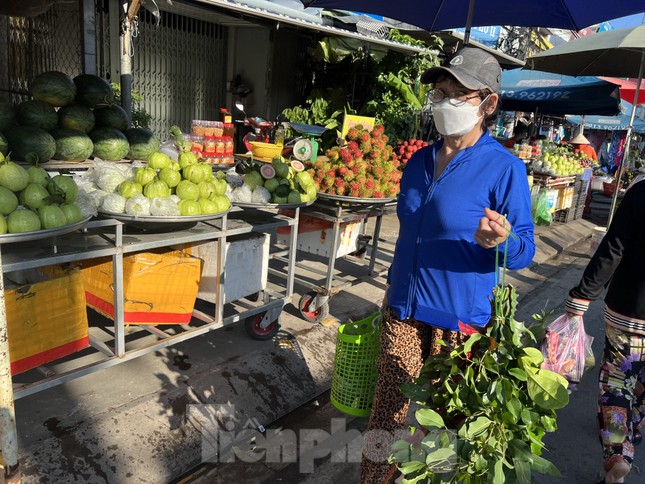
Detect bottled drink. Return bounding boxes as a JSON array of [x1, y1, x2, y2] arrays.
[[274, 125, 285, 147]]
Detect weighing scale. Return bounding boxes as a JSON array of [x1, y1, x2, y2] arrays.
[[288, 122, 326, 163]]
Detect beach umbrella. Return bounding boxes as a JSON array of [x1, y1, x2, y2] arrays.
[[529, 26, 645, 225], [300, 1, 645, 44]]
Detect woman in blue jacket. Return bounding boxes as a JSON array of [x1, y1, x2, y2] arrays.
[[361, 47, 536, 483]]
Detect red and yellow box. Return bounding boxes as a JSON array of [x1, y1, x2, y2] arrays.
[[82, 250, 203, 325], [6, 268, 89, 375]]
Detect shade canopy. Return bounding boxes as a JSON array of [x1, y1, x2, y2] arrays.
[[301, 0, 645, 32], [528, 25, 645, 78], [600, 77, 644, 104], [499, 69, 621, 115], [566, 100, 645, 131]]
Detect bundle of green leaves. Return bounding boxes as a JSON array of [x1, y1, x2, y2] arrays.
[[390, 267, 569, 483]]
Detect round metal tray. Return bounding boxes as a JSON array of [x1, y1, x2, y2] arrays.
[[316, 192, 396, 205], [233, 199, 316, 210], [98, 209, 230, 224], [0, 216, 93, 245]]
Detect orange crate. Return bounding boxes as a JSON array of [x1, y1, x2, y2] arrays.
[[82, 250, 203, 325], [6, 268, 89, 375]]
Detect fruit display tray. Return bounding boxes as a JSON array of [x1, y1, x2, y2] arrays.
[[0, 216, 93, 245], [316, 192, 396, 205], [233, 199, 316, 210]]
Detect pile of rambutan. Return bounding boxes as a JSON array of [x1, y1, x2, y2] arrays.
[[392, 138, 429, 169], [306, 124, 402, 198]]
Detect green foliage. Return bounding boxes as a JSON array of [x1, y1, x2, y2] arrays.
[[390, 282, 569, 483], [364, 31, 444, 142], [110, 83, 152, 129], [281, 89, 349, 151]]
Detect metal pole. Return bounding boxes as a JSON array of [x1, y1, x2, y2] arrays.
[[120, 0, 140, 127], [0, 250, 20, 483], [608, 51, 645, 227], [463, 0, 476, 45]]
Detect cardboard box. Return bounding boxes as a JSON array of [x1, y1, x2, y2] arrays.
[[276, 213, 362, 259], [189, 233, 269, 304], [559, 186, 574, 210], [82, 250, 202, 325], [6, 268, 89, 375]]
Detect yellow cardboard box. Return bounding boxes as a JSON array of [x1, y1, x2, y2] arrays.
[[82, 250, 203, 325], [6, 268, 89, 375]]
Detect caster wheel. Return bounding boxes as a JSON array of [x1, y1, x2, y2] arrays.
[[298, 292, 330, 324], [245, 313, 280, 340]]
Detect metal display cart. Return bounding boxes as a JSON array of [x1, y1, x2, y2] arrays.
[[271, 195, 396, 323], [2, 206, 301, 400]]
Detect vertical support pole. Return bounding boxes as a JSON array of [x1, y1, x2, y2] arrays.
[[464, 0, 476, 45], [120, 1, 133, 126], [0, 250, 20, 483], [608, 52, 645, 227], [286, 208, 299, 299], [325, 206, 342, 292], [369, 206, 385, 276], [113, 223, 125, 357], [216, 214, 227, 325], [81, 0, 97, 75]]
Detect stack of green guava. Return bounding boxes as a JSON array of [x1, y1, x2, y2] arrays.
[[0, 153, 84, 234], [93, 150, 231, 217]]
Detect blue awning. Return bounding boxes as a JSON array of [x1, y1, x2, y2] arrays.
[[499, 69, 622, 115], [566, 100, 645, 131]]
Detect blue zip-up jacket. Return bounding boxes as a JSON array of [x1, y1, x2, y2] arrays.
[[387, 131, 535, 331]]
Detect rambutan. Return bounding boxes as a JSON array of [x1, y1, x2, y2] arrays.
[[360, 141, 372, 153], [346, 128, 359, 141], [365, 178, 375, 189], [372, 165, 384, 177], [346, 159, 356, 169], [369, 150, 380, 160], [387, 185, 399, 196], [350, 182, 360, 192], [360, 132, 370, 143], [334, 177, 344, 188], [327, 168, 337, 178], [330, 151, 340, 162], [336, 185, 347, 196], [358, 188, 373, 198], [373, 190, 384, 198], [353, 150, 364, 159], [374, 124, 385, 136], [356, 175, 367, 185], [351, 165, 360, 175], [338, 166, 348, 176], [349, 189, 360, 198], [347, 141, 359, 151], [323, 176, 335, 188]]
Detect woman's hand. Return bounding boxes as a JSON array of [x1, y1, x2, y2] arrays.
[[474, 208, 513, 249]]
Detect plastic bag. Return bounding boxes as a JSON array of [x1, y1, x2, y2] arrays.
[[532, 189, 552, 226], [540, 313, 590, 383]]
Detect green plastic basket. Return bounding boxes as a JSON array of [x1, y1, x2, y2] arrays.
[[331, 312, 381, 417]]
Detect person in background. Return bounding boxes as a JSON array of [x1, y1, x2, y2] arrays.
[[566, 180, 645, 484], [598, 133, 613, 167], [503, 123, 528, 149], [570, 133, 598, 163], [360, 46, 536, 483]]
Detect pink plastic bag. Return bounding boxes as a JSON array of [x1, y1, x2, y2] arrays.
[[540, 313, 591, 384]]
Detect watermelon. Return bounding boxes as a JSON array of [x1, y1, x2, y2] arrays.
[[5, 126, 56, 163], [89, 127, 129, 161], [74, 74, 114, 108], [125, 127, 159, 161], [0, 98, 16, 132], [94, 105, 129, 131], [16, 100, 58, 131], [0, 132, 8, 156], [58, 104, 95, 133], [30, 71, 76, 107], [51, 128, 94, 162]]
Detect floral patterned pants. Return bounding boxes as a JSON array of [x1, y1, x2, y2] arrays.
[[598, 324, 645, 472], [360, 307, 465, 484]]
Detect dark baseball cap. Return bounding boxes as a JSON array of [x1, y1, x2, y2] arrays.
[[421, 47, 501, 92]]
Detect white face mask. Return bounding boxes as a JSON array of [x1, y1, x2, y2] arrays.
[[433, 96, 489, 137]]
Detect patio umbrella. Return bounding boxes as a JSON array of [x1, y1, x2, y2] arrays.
[[300, 0, 645, 43], [600, 77, 645, 104], [529, 25, 645, 225], [500, 69, 621, 115], [566, 100, 645, 131]]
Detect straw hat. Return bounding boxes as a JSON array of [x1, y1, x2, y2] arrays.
[[570, 133, 590, 145]]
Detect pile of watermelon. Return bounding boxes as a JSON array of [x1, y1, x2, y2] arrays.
[[0, 71, 159, 163]]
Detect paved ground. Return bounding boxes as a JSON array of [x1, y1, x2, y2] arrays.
[[5, 208, 628, 483]]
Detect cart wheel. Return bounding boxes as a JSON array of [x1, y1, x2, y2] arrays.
[[298, 292, 330, 324], [245, 313, 280, 340]]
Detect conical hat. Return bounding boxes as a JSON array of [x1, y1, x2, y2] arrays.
[[570, 133, 590, 145]]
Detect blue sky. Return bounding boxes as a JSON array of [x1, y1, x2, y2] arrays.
[[605, 13, 645, 29]]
